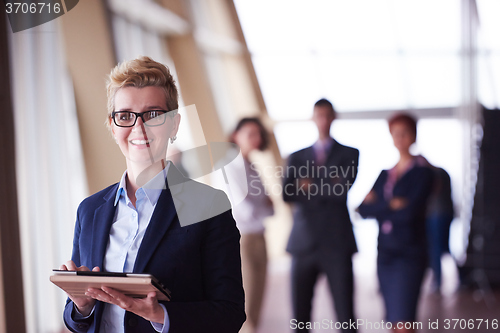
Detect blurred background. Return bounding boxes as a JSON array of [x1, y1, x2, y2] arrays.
[[1, 0, 500, 332]]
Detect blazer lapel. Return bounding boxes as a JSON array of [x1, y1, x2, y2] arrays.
[[133, 185, 179, 273], [305, 146, 316, 165], [91, 184, 119, 269], [325, 139, 343, 166]]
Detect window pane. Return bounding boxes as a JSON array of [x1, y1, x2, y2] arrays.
[[405, 55, 461, 108], [236, 0, 402, 53], [478, 54, 500, 109], [310, 0, 397, 52], [318, 55, 407, 111], [274, 121, 318, 157], [477, 0, 500, 109], [252, 55, 322, 121], [236, 0, 461, 114], [234, 0, 314, 53], [392, 0, 461, 51], [477, 0, 500, 50]]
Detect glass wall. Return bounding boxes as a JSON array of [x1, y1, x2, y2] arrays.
[[234, 0, 494, 260]]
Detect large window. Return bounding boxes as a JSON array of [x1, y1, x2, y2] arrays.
[[235, 0, 461, 119], [9, 21, 88, 333], [233, 0, 488, 260], [477, 0, 500, 109]]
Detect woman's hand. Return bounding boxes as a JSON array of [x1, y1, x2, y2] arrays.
[[85, 287, 165, 323], [298, 178, 312, 188], [362, 190, 377, 204], [59, 261, 100, 316], [389, 197, 408, 210], [264, 196, 273, 207]]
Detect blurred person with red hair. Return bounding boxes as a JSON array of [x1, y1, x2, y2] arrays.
[[357, 113, 433, 333]]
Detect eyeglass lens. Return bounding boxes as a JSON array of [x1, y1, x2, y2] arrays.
[[113, 111, 167, 127]]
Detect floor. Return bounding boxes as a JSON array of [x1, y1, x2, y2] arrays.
[[257, 253, 500, 333], [57, 252, 499, 333]]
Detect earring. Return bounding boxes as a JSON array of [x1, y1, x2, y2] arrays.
[[170, 136, 177, 144]]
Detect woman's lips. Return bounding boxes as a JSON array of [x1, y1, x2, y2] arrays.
[[129, 139, 154, 147]]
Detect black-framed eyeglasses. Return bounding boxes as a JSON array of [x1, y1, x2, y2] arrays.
[[111, 110, 170, 127]]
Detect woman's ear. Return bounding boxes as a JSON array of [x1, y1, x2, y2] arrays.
[[229, 131, 237, 145], [171, 113, 181, 137], [109, 117, 115, 135]]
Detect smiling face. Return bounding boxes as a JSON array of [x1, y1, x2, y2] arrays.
[[111, 86, 180, 170]]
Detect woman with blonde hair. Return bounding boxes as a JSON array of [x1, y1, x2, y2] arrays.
[[59, 56, 245, 333]]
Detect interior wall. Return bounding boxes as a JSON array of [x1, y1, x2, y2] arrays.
[[163, 0, 226, 146], [60, 0, 125, 193], [226, 0, 282, 163]]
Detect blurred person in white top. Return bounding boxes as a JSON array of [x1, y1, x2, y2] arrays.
[[230, 117, 274, 333]]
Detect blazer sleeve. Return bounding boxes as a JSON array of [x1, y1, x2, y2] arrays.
[[63, 205, 94, 333], [385, 167, 434, 224], [283, 147, 359, 204], [163, 191, 246, 333], [358, 167, 434, 223], [357, 171, 390, 219], [63, 188, 245, 333], [321, 147, 359, 203], [282, 151, 306, 203]]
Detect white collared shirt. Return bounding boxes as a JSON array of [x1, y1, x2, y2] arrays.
[[99, 165, 170, 333], [232, 159, 273, 234], [313, 137, 334, 163]]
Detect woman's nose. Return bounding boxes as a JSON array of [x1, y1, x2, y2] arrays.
[[132, 115, 145, 132]]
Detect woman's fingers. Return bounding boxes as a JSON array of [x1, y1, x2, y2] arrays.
[[147, 291, 157, 301], [58, 260, 99, 315], [103, 287, 134, 309], [77, 265, 90, 272], [87, 287, 132, 310], [86, 287, 163, 323], [65, 260, 77, 271], [60, 260, 101, 272]]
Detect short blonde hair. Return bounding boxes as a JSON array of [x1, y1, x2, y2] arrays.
[[106, 56, 179, 128]]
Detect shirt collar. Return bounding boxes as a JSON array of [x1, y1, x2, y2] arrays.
[[114, 162, 171, 206], [314, 137, 334, 151]]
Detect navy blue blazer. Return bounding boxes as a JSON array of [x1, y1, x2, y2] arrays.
[[63, 166, 245, 333], [283, 139, 359, 256], [357, 165, 434, 256]]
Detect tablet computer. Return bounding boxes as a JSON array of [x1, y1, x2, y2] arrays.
[[50, 270, 171, 301]]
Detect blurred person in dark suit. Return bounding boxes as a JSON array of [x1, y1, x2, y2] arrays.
[[283, 99, 359, 332], [426, 166, 454, 293], [357, 113, 433, 333]]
